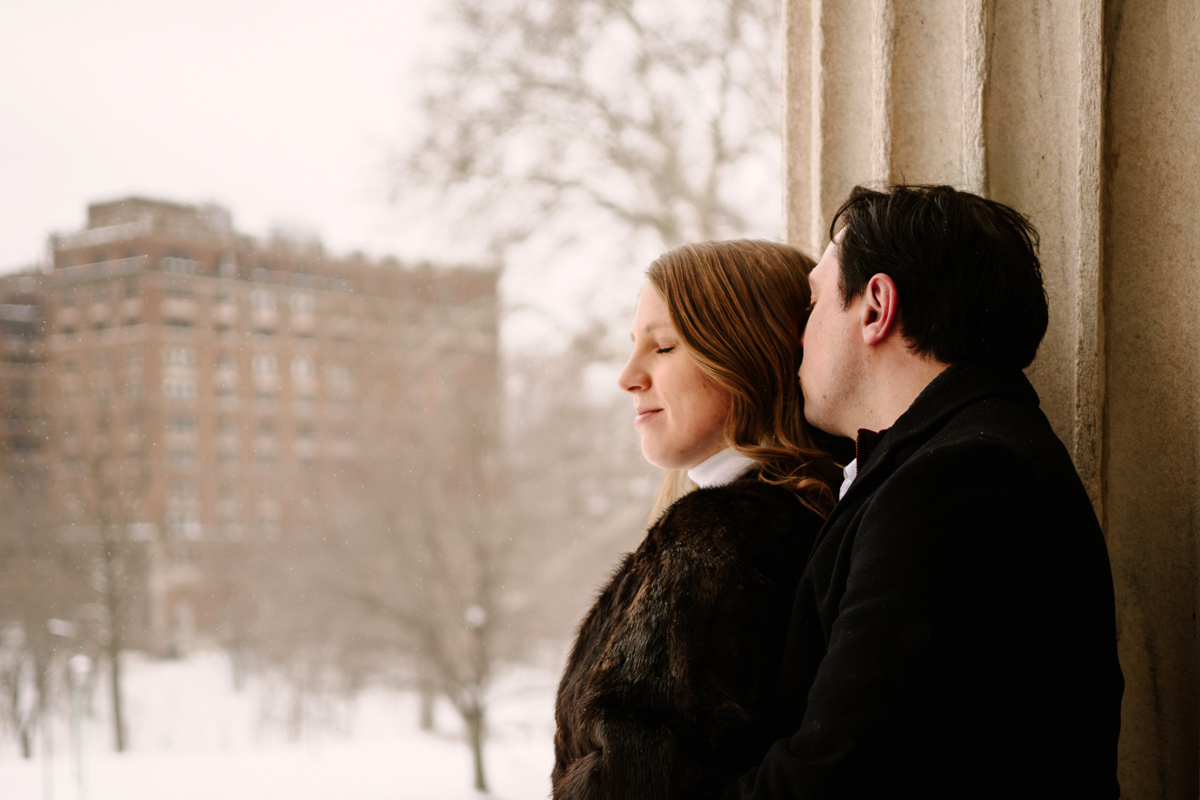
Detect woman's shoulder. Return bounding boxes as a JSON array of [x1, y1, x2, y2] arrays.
[[647, 475, 823, 565], [667, 474, 819, 525]]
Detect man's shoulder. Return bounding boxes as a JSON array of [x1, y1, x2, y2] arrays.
[[867, 363, 1071, 488], [831, 365, 1097, 542], [917, 390, 1064, 468], [805, 366, 1107, 615], [917, 378, 1082, 488]]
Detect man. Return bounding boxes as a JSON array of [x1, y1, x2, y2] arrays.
[[728, 185, 1123, 798]]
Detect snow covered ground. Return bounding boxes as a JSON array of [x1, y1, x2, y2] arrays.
[[0, 651, 557, 800]]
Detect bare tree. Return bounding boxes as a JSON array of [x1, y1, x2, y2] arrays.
[[0, 470, 78, 760], [222, 298, 656, 796], [217, 269, 507, 791], [385, 1, 785, 791], [233, 528, 366, 744], [342, 322, 657, 793], [0, 279, 85, 759], [499, 325, 658, 639], [51, 378, 153, 754], [397, 0, 783, 252], [332, 286, 505, 793]]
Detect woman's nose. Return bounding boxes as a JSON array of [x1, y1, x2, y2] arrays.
[[617, 354, 647, 392]]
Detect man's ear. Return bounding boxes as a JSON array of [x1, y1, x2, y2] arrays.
[[860, 273, 900, 346]]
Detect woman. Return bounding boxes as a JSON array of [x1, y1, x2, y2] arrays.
[[553, 240, 840, 798]]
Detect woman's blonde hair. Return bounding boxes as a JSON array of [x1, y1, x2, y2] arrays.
[[646, 239, 839, 519]]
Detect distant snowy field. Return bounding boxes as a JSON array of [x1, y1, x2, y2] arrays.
[[0, 651, 557, 800]]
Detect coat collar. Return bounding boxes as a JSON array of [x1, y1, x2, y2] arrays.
[[834, 361, 1040, 512]]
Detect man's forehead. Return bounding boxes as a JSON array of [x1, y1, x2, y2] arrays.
[[812, 241, 840, 279]]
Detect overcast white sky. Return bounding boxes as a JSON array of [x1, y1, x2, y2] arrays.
[[0, 0, 439, 272], [0, 0, 782, 354]]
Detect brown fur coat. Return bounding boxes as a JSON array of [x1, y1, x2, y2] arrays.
[[553, 475, 822, 799]]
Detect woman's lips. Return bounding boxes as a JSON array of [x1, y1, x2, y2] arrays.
[[634, 408, 661, 425]]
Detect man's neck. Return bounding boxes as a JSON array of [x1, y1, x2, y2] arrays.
[[857, 355, 949, 434]]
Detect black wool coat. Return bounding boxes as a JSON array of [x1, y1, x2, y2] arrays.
[[728, 362, 1124, 800], [553, 475, 824, 799]]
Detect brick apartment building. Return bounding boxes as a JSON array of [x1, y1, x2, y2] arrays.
[[1, 197, 498, 654]]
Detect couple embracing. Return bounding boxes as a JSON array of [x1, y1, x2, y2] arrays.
[[552, 184, 1123, 800]]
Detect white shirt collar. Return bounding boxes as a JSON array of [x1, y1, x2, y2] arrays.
[[838, 458, 858, 500], [688, 447, 756, 488]]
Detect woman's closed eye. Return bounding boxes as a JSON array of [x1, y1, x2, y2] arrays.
[[655, 345, 676, 355]]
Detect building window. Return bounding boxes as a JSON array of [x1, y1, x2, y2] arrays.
[[168, 482, 197, 506], [125, 419, 141, 446], [167, 414, 196, 434], [161, 256, 197, 274], [255, 420, 275, 458], [326, 363, 352, 389], [165, 510, 200, 538], [218, 484, 238, 523], [290, 356, 315, 381], [163, 378, 197, 400], [289, 292, 315, 313], [251, 353, 277, 375], [250, 289, 276, 310], [170, 450, 198, 470], [163, 346, 197, 367]]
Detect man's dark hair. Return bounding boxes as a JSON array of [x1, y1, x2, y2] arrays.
[[830, 184, 1048, 369]]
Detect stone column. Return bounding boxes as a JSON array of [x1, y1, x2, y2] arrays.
[[1102, 3, 1200, 797], [782, 2, 1200, 797]]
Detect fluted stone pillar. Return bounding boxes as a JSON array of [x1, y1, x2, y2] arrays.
[[782, 2, 1199, 797]]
